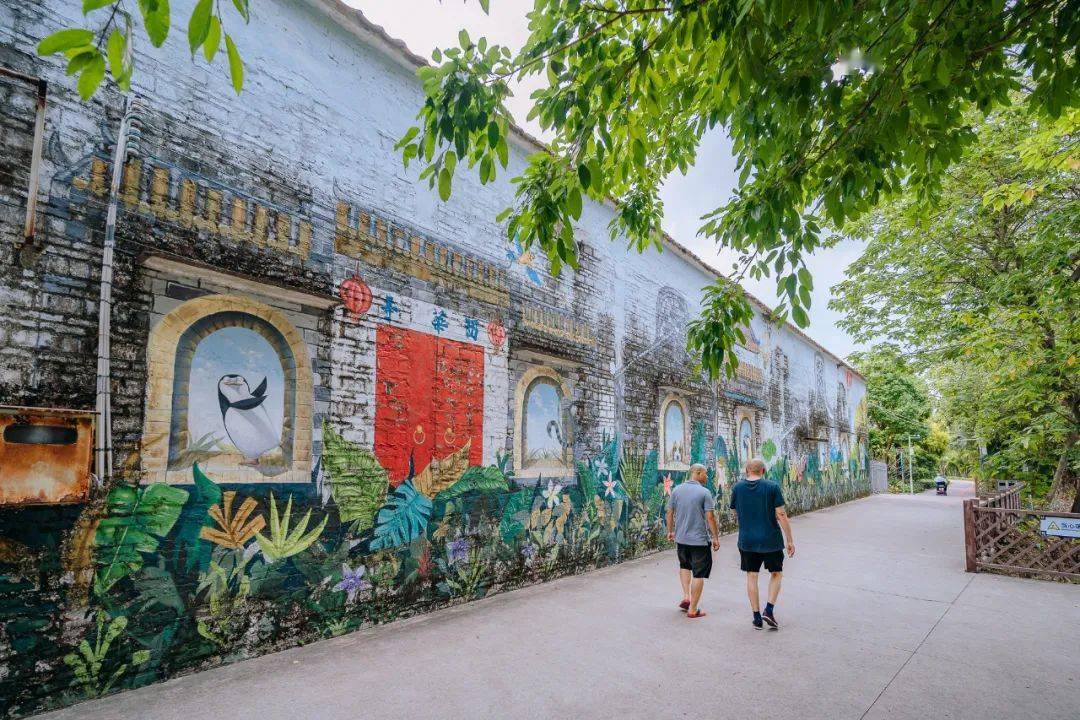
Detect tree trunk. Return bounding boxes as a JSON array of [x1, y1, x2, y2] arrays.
[[1048, 431, 1078, 512]]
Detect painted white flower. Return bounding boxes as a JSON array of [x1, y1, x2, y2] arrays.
[[603, 479, 618, 498], [542, 480, 563, 508], [595, 457, 609, 478]]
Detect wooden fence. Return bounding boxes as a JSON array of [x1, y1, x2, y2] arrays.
[[963, 483, 1080, 582]]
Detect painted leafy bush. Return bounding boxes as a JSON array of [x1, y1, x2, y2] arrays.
[[174, 463, 225, 573], [93, 483, 189, 595], [368, 480, 434, 551], [64, 614, 149, 699], [413, 441, 472, 498], [367, 445, 480, 550], [322, 423, 388, 531], [436, 465, 507, 501]]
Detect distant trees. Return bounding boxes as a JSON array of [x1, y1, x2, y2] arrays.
[[833, 103, 1078, 507], [850, 345, 945, 489]]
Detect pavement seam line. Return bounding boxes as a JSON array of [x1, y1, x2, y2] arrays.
[[857, 573, 976, 720], [792, 576, 953, 605]]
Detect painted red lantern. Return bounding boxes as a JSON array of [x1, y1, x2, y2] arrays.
[[339, 264, 372, 317], [486, 319, 506, 352]]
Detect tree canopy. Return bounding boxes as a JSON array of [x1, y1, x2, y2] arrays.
[[395, 0, 1077, 377], [39, 0, 1078, 378], [832, 102, 1078, 505]]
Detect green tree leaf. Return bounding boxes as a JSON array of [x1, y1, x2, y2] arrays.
[[187, 0, 213, 55], [225, 33, 243, 93], [137, 0, 171, 48], [77, 53, 106, 99], [106, 29, 125, 78], [203, 15, 221, 63], [577, 163, 591, 190], [567, 187, 582, 219], [37, 29, 93, 55], [232, 0, 250, 22], [438, 167, 452, 201]]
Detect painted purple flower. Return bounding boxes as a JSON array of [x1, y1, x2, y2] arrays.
[[520, 543, 537, 560], [333, 563, 370, 602], [446, 538, 469, 564]]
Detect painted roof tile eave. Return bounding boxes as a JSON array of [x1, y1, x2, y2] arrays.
[[305, 0, 864, 382]]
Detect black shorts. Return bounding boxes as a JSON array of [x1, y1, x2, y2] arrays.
[[740, 549, 784, 573], [676, 543, 713, 578]]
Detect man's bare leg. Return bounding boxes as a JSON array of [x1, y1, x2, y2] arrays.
[[689, 577, 704, 614], [767, 571, 782, 604], [679, 568, 691, 604], [746, 571, 760, 611]]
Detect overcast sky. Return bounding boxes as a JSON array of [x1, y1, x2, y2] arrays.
[[346, 0, 866, 360]]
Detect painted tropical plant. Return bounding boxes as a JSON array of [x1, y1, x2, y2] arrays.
[[64, 614, 149, 699], [368, 480, 434, 552], [321, 423, 388, 533], [93, 483, 189, 595], [255, 493, 328, 562], [200, 491, 265, 549], [195, 547, 255, 649], [37, 422, 871, 720]]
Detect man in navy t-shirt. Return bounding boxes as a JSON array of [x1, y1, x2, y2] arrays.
[[729, 458, 795, 630]]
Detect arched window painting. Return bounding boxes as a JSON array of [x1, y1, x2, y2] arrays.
[[663, 402, 686, 464], [739, 418, 754, 461], [183, 326, 286, 473], [523, 378, 564, 466]]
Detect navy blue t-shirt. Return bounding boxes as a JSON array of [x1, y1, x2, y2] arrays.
[[729, 479, 785, 552]]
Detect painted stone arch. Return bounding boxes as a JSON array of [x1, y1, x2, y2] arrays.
[[658, 393, 689, 469], [655, 286, 689, 346], [513, 365, 573, 477], [142, 294, 313, 484]]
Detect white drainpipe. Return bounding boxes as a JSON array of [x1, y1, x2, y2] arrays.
[[94, 94, 140, 485]]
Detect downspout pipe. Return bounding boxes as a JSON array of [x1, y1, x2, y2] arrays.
[[0, 67, 47, 261], [94, 94, 139, 485]]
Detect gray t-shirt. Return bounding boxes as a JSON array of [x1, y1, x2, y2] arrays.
[[666, 480, 715, 546]]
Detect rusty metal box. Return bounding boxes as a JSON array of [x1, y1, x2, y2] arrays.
[[0, 407, 94, 505]]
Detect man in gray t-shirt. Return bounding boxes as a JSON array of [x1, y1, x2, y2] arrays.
[[666, 463, 720, 619]]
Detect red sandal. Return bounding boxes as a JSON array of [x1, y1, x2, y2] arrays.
[[678, 600, 690, 611], [687, 609, 707, 619]]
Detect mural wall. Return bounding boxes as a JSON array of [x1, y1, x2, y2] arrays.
[[0, 1, 867, 716]]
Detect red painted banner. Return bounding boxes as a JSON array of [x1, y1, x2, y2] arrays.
[[374, 325, 484, 485]]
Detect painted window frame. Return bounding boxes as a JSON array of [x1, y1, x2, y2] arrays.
[[658, 393, 690, 471], [734, 407, 756, 464], [513, 365, 573, 478], [142, 293, 314, 485]]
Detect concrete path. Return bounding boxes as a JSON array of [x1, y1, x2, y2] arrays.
[[41, 482, 1079, 720]]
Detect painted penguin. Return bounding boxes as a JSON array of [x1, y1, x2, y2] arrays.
[[217, 374, 281, 463]]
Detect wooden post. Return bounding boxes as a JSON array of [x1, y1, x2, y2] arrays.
[[963, 499, 978, 573]]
